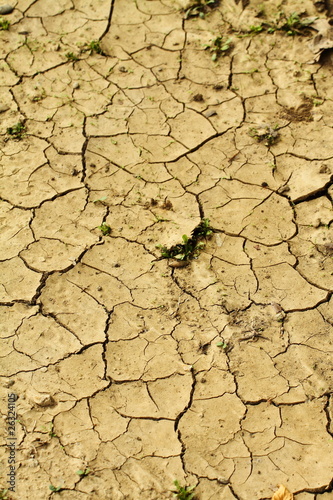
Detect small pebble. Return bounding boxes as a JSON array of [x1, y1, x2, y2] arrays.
[[0, 4, 14, 15], [72, 81, 80, 89], [28, 390, 55, 407], [205, 109, 217, 117], [168, 259, 189, 268], [278, 185, 290, 194], [4, 379, 14, 388], [0, 104, 9, 113], [192, 93, 204, 102], [319, 164, 330, 174]]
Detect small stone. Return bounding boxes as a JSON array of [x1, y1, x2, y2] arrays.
[[168, 259, 189, 268], [27, 389, 55, 407], [0, 4, 14, 15], [0, 104, 9, 113], [278, 185, 290, 194], [72, 81, 80, 89], [319, 164, 330, 174], [205, 109, 217, 118], [192, 93, 204, 102], [4, 379, 14, 387]]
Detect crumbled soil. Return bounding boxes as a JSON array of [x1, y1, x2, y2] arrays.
[[1, 0, 333, 499]]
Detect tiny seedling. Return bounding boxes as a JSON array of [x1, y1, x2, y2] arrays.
[[248, 124, 279, 146], [191, 217, 213, 239], [49, 485, 62, 493], [249, 24, 264, 34], [157, 218, 213, 262], [98, 223, 111, 236], [279, 12, 316, 36], [76, 468, 91, 477], [48, 423, 57, 438], [65, 52, 79, 62], [184, 0, 218, 19], [241, 12, 316, 37], [217, 340, 232, 352], [84, 40, 103, 55], [0, 18, 10, 30], [171, 480, 196, 500], [93, 196, 108, 204], [40, 423, 57, 438], [6, 121, 26, 140], [204, 36, 232, 61]]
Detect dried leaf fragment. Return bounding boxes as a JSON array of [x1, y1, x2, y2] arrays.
[[272, 484, 294, 500]]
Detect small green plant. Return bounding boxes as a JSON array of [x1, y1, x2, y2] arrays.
[[191, 217, 213, 239], [0, 18, 10, 30], [93, 196, 107, 204], [40, 422, 57, 437], [84, 40, 103, 54], [48, 423, 57, 438], [0, 490, 9, 500], [279, 12, 316, 36], [184, 0, 219, 19], [6, 121, 26, 140], [248, 124, 279, 146], [249, 24, 264, 34], [171, 480, 196, 499], [217, 340, 232, 352], [98, 223, 111, 236], [76, 468, 91, 477], [65, 52, 79, 62], [205, 36, 232, 61], [157, 218, 213, 261], [241, 12, 316, 37], [49, 485, 62, 492]]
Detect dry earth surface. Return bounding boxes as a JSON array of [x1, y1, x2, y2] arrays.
[[1, 0, 333, 498]]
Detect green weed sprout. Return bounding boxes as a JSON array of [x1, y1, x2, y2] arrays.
[[0, 18, 10, 30], [279, 12, 316, 36], [248, 124, 279, 146], [184, 0, 218, 19], [65, 52, 79, 62], [157, 218, 213, 261], [205, 36, 232, 61], [98, 223, 111, 236], [76, 468, 91, 477], [172, 480, 196, 499], [82, 40, 103, 55], [6, 122, 26, 140], [49, 485, 62, 492]]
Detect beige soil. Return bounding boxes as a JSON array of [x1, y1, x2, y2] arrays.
[[1, 0, 333, 499]]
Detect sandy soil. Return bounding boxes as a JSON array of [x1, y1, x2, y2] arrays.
[[1, 0, 333, 498]]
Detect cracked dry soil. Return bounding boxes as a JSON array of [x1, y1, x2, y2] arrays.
[[1, 0, 333, 499]]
